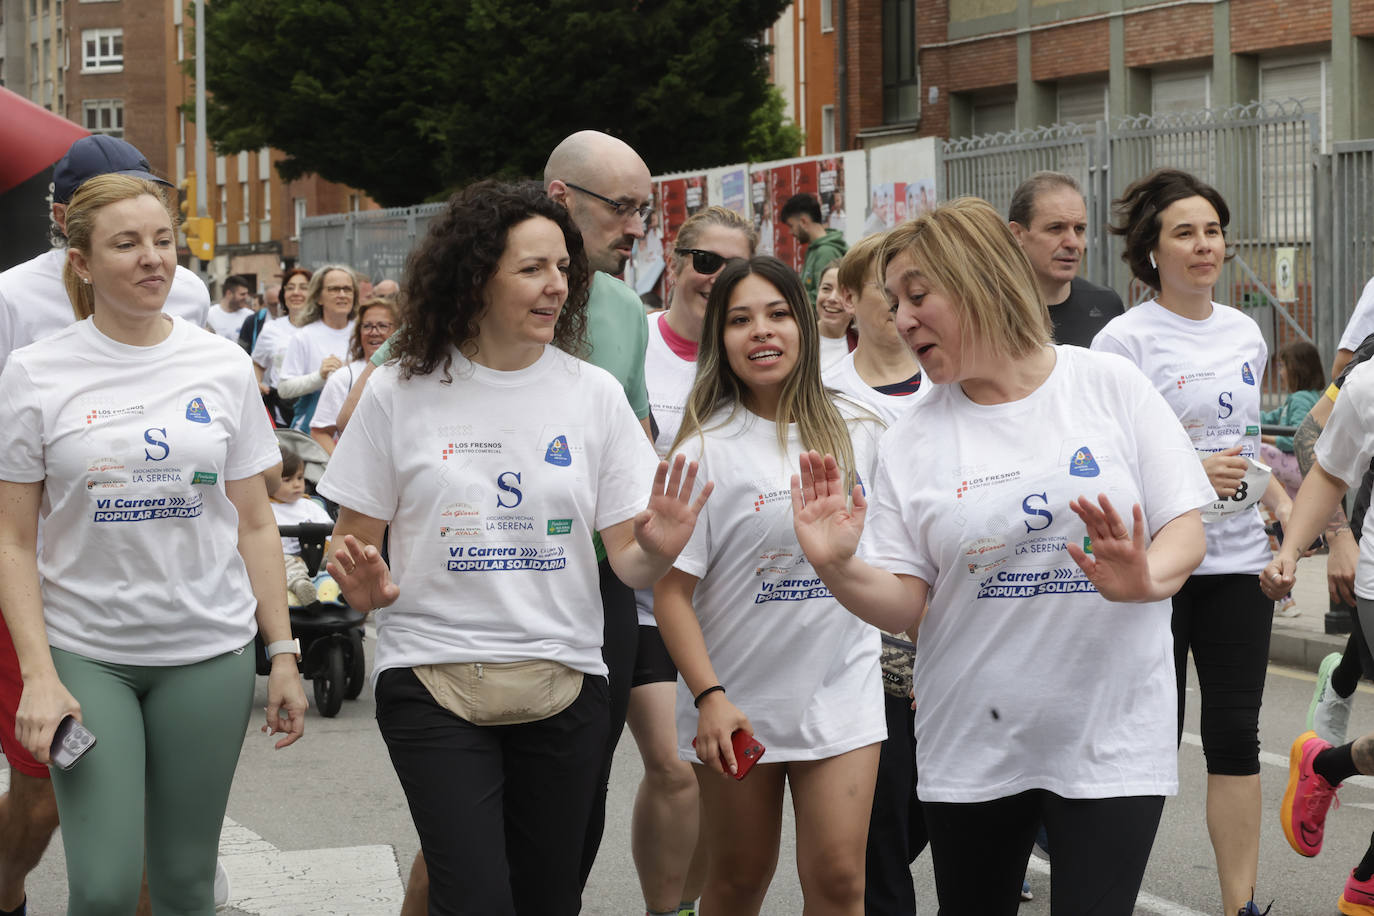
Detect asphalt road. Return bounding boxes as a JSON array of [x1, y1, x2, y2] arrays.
[[14, 633, 1374, 914]]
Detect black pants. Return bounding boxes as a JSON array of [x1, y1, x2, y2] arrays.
[[578, 557, 639, 886], [865, 691, 928, 915], [376, 667, 609, 915], [1172, 572, 1272, 775], [923, 791, 1163, 915]]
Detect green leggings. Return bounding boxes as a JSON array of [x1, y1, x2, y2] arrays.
[[50, 644, 255, 915]]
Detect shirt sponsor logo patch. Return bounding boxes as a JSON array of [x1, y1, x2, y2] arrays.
[[1068, 446, 1100, 478], [191, 471, 217, 485], [1246, 425, 1260, 436], [544, 435, 572, 466], [185, 397, 211, 423], [547, 518, 573, 535], [1241, 362, 1255, 385]]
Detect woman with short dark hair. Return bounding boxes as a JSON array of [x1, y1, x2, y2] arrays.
[[1094, 168, 1290, 916]]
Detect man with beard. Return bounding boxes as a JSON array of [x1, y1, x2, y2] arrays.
[[780, 192, 848, 305]]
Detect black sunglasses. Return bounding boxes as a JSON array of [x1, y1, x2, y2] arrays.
[[676, 248, 743, 275]]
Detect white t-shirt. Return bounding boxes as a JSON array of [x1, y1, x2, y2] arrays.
[[317, 346, 659, 683], [0, 317, 280, 666], [310, 359, 365, 435], [280, 320, 354, 388], [819, 333, 849, 370], [0, 249, 211, 374], [251, 315, 301, 388], [206, 304, 251, 341], [271, 496, 333, 556], [863, 346, 1213, 802], [1339, 276, 1374, 352], [634, 314, 700, 627], [670, 403, 886, 762], [1092, 301, 1271, 575], [822, 351, 929, 426], [1315, 360, 1374, 599]]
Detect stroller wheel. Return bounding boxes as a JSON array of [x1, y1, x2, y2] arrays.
[[344, 629, 366, 700], [313, 641, 346, 717]]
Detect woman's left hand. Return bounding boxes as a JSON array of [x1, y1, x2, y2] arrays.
[[633, 455, 713, 562], [1064, 494, 1154, 602], [262, 657, 307, 749]]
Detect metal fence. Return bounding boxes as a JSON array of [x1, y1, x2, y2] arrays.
[[298, 203, 444, 285], [943, 102, 1324, 379], [1331, 139, 1374, 352]]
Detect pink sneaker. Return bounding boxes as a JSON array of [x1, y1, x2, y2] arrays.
[[1340, 869, 1374, 915], [1281, 730, 1340, 857]]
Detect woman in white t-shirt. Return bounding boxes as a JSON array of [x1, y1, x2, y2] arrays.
[[792, 198, 1211, 914], [277, 263, 357, 432], [654, 255, 886, 915], [816, 262, 854, 370], [0, 174, 307, 912], [1092, 169, 1292, 916], [251, 265, 311, 424], [318, 181, 708, 914], [630, 205, 756, 916], [309, 297, 397, 454]]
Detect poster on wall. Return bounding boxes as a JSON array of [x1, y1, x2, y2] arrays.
[[720, 169, 747, 215], [862, 178, 936, 234], [754, 158, 847, 275], [751, 171, 773, 256], [627, 174, 710, 306]]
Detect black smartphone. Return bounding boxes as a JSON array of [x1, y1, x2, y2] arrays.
[[50, 716, 96, 770]]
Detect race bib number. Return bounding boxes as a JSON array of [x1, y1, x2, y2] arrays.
[[1200, 457, 1271, 523]]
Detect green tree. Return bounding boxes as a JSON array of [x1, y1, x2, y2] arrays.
[[202, 0, 793, 206]]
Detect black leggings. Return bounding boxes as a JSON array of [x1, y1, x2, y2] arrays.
[[923, 791, 1164, 915], [578, 557, 639, 886], [376, 667, 609, 915], [1171, 573, 1272, 775], [865, 691, 927, 915]]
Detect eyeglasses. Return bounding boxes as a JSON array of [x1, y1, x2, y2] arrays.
[[564, 183, 653, 223], [675, 248, 742, 275], [361, 322, 393, 333], [325, 285, 354, 295]]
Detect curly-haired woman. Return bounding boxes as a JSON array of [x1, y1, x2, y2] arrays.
[[318, 180, 710, 914]]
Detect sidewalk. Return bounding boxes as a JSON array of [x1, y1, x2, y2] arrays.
[[1268, 550, 1352, 673]]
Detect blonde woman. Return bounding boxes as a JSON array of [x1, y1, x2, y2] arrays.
[[792, 198, 1211, 914], [655, 256, 885, 915], [631, 206, 756, 916], [0, 174, 306, 913]]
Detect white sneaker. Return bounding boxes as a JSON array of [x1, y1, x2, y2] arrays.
[[214, 858, 231, 909], [1309, 651, 1353, 746]]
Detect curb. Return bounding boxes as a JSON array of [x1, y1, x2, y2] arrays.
[[1269, 626, 1348, 673]]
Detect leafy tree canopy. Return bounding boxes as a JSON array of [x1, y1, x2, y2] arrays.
[[203, 0, 798, 207]]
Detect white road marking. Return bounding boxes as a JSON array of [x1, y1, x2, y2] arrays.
[[218, 817, 404, 914]]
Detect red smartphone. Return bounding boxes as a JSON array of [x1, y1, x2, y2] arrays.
[[693, 729, 766, 780]]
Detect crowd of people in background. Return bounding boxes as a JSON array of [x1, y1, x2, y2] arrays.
[[0, 128, 1369, 916]]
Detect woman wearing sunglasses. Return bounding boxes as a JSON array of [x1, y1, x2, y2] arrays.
[[630, 206, 757, 916]]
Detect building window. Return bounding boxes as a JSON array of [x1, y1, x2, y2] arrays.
[[1057, 80, 1107, 125], [822, 105, 836, 154], [882, 0, 919, 123], [82, 98, 123, 137], [81, 29, 123, 73], [294, 198, 307, 239], [820, 0, 834, 32]]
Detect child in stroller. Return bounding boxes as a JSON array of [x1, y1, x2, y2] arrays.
[[271, 445, 332, 605]]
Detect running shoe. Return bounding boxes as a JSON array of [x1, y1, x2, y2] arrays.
[[1020, 878, 1032, 902], [1341, 869, 1374, 915], [214, 859, 230, 909], [1309, 651, 1353, 746], [1276, 595, 1302, 618], [1237, 901, 1272, 915], [1281, 730, 1340, 857]]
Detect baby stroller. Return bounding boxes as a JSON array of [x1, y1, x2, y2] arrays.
[[256, 431, 367, 717]]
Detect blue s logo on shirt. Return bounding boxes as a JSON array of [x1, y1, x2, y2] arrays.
[[1022, 493, 1053, 533], [143, 428, 170, 461], [496, 471, 523, 509]]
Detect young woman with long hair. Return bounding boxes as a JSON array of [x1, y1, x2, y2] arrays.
[[654, 255, 885, 915]]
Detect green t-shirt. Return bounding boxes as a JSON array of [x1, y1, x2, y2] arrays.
[[801, 229, 849, 304]]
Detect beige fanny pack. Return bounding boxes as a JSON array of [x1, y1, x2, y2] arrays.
[[414, 659, 584, 726]]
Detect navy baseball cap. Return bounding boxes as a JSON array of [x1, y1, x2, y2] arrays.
[[52, 135, 173, 204]]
